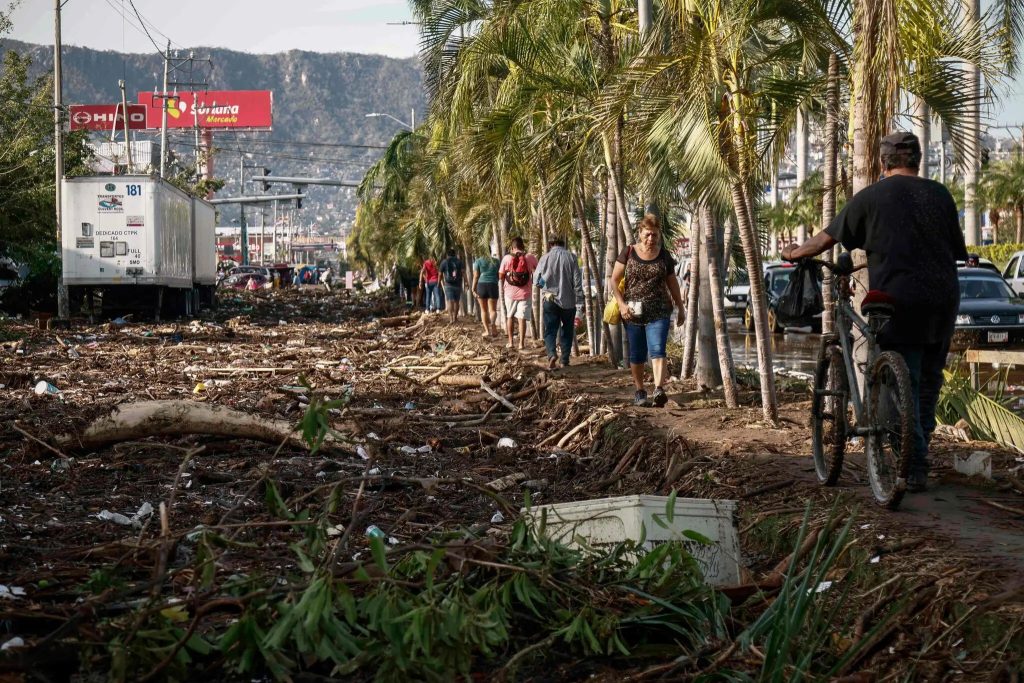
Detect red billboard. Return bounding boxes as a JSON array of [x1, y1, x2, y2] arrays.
[[69, 104, 149, 131], [136, 90, 273, 130]]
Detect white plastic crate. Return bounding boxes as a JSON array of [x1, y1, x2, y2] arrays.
[[524, 494, 740, 586]]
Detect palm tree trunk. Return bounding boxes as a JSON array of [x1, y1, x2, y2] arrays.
[[603, 172, 623, 366], [696, 221, 721, 389], [681, 211, 702, 379], [821, 54, 840, 336], [1016, 204, 1024, 243], [701, 204, 739, 406], [732, 180, 778, 422], [576, 191, 604, 358]]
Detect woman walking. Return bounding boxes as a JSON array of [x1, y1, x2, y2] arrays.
[[609, 214, 685, 407], [498, 237, 538, 349], [472, 250, 501, 337], [419, 256, 441, 313]]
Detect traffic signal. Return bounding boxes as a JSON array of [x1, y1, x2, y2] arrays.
[[981, 148, 990, 167], [295, 184, 306, 210], [260, 168, 272, 192]]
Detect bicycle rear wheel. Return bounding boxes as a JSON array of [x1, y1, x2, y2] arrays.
[[810, 339, 848, 485], [865, 351, 914, 510]]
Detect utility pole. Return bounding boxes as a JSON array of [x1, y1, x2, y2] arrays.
[[963, 0, 981, 245], [796, 108, 809, 241], [54, 0, 68, 319], [159, 41, 170, 178], [239, 158, 248, 264], [913, 98, 930, 179], [638, 0, 652, 37]]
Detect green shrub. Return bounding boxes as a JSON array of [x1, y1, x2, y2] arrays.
[[966, 243, 1024, 269]]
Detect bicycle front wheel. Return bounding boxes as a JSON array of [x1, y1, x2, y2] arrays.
[[865, 351, 914, 510], [810, 339, 848, 485]]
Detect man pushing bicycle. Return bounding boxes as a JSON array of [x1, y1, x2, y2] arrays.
[[782, 131, 968, 493]]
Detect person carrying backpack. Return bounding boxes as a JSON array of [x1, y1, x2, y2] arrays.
[[419, 257, 441, 312], [498, 237, 538, 349], [439, 249, 464, 324]]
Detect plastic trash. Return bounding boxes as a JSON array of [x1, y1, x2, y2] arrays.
[[112, 316, 129, 326], [367, 467, 381, 476], [490, 510, 505, 524], [34, 381, 60, 396], [96, 502, 154, 529], [1, 637, 25, 650], [497, 438, 517, 449], [0, 585, 26, 600], [67, 347, 81, 359], [366, 432, 380, 440], [365, 525, 387, 540], [954, 451, 992, 479], [403, 401, 416, 410], [399, 445, 432, 455], [193, 382, 207, 394], [356, 445, 370, 460]]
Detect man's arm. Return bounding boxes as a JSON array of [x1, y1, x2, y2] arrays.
[[781, 231, 838, 261], [534, 253, 548, 288]]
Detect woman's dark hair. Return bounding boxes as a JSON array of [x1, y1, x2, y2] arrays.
[[447, 248, 457, 258], [510, 237, 526, 251]]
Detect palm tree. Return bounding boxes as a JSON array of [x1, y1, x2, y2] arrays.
[[982, 158, 1024, 243]]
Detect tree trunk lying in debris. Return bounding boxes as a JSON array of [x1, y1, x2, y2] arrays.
[[56, 400, 350, 453]]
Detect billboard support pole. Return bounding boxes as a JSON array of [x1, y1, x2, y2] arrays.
[[55, 0, 69, 319], [159, 41, 170, 178]]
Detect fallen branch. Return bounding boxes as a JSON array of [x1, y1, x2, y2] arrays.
[[377, 313, 420, 328], [480, 380, 517, 411], [980, 498, 1024, 517], [422, 360, 492, 384], [55, 400, 352, 454], [437, 374, 486, 388]]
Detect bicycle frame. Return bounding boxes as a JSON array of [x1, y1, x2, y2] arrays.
[[823, 268, 882, 434]]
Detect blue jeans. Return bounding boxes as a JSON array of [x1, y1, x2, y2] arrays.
[[625, 317, 671, 365], [882, 341, 950, 475], [543, 301, 575, 364], [424, 282, 440, 311]]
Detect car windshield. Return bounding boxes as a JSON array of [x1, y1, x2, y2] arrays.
[[729, 270, 749, 287], [770, 270, 792, 296], [959, 276, 1016, 300]]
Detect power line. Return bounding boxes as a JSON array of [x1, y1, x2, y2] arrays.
[[126, 0, 163, 54], [100, 0, 161, 56], [213, 134, 388, 150], [125, 0, 181, 50]]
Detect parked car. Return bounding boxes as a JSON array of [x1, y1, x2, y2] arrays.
[[955, 256, 999, 275], [227, 265, 272, 279], [952, 267, 1024, 349], [1000, 251, 1024, 295], [724, 268, 749, 316], [743, 261, 822, 333], [221, 273, 270, 290]]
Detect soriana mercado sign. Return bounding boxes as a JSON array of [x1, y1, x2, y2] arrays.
[[136, 90, 272, 130]]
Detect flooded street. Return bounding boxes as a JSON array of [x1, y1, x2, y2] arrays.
[[726, 319, 820, 376]]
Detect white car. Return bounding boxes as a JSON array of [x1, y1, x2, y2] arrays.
[[1000, 252, 1024, 296], [676, 257, 748, 316]]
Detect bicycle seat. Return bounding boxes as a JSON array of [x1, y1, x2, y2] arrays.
[[861, 290, 896, 316]]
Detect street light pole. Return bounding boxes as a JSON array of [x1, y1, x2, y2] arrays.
[[54, 0, 68, 318], [365, 112, 414, 131]]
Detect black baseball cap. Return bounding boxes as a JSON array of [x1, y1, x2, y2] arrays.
[[879, 131, 921, 154]]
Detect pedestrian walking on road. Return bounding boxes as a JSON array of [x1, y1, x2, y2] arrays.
[[321, 266, 334, 292], [782, 131, 967, 493], [473, 251, 501, 337], [420, 257, 441, 313], [499, 237, 538, 350], [535, 237, 584, 369], [609, 213, 685, 407], [439, 249, 465, 324]]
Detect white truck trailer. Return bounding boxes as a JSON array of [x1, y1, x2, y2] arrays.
[[61, 175, 216, 319]]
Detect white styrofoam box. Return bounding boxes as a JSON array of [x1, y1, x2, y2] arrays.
[[954, 451, 992, 479], [524, 494, 740, 586]]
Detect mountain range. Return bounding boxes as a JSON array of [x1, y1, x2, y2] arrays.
[[0, 39, 427, 231]]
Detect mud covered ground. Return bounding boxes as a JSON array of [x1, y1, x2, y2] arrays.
[[1, 287, 1023, 682]]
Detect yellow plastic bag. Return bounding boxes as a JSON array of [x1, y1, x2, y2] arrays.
[[602, 278, 626, 325]]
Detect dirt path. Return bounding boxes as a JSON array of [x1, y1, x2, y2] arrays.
[[493, 325, 1024, 573]]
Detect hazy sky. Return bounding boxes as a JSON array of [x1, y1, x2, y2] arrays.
[[9, 0, 1024, 127]]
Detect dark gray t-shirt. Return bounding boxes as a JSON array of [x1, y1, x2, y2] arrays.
[[825, 175, 967, 345]]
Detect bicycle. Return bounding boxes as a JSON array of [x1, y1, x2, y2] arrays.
[[806, 253, 915, 510]]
